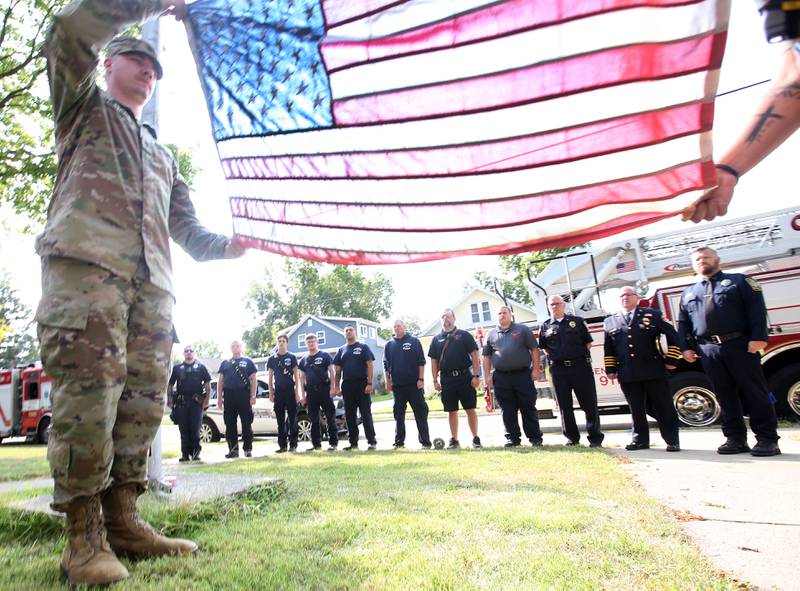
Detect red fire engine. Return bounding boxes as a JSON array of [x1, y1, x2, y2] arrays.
[[529, 207, 800, 426], [0, 366, 54, 444]]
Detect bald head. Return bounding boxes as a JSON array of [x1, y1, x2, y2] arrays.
[[547, 295, 566, 319], [230, 340, 243, 358], [619, 286, 639, 312], [393, 319, 406, 339]]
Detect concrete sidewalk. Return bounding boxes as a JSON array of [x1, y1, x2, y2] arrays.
[[606, 429, 799, 591]]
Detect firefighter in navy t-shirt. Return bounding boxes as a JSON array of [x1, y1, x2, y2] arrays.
[[333, 325, 377, 450], [217, 340, 258, 458], [298, 334, 339, 451], [267, 334, 301, 452], [427, 308, 482, 449]]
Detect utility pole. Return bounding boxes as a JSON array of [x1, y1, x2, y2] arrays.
[[141, 18, 171, 495]]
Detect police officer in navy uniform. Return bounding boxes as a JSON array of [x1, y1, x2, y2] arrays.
[[217, 340, 258, 458], [428, 308, 482, 449], [267, 334, 301, 453], [334, 325, 377, 450], [679, 247, 780, 456], [538, 295, 604, 447], [384, 319, 431, 449], [482, 305, 544, 447], [604, 286, 682, 451], [168, 345, 211, 462], [299, 333, 339, 451]]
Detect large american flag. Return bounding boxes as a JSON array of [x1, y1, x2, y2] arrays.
[[185, 0, 730, 265]]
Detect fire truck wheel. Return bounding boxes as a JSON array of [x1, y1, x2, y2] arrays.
[[37, 417, 51, 445], [768, 363, 800, 421], [670, 372, 720, 427]]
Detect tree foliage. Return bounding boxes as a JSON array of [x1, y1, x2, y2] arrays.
[[0, 1, 198, 223], [0, 273, 37, 368], [191, 338, 222, 359], [472, 248, 588, 306], [378, 314, 422, 341], [243, 261, 394, 355]]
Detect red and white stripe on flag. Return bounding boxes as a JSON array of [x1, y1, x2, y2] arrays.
[[224, 0, 731, 265]]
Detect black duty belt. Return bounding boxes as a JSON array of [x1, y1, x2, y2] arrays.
[[698, 332, 744, 344], [550, 357, 588, 367], [442, 368, 471, 378]]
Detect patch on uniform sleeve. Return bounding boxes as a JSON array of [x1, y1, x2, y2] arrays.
[[745, 277, 762, 291], [569, 321, 576, 328]]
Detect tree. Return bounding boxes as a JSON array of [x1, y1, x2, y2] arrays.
[[471, 247, 588, 306], [191, 338, 222, 359], [243, 261, 394, 355], [0, 1, 198, 223], [0, 274, 37, 367]]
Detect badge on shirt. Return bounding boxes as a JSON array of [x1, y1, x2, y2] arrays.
[[745, 277, 762, 291], [568, 321, 576, 328], [721, 279, 732, 287], [642, 317, 651, 326]]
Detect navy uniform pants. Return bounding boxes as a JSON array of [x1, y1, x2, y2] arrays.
[[620, 378, 679, 446], [699, 339, 779, 444], [273, 384, 298, 450], [174, 400, 203, 459], [341, 379, 377, 446], [306, 384, 338, 448], [492, 369, 542, 444], [223, 388, 253, 453], [550, 361, 604, 445], [392, 383, 431, 446]]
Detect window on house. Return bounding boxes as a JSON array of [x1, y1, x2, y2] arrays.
[[297, 333, 306, 348], [359, 325, 368, 337], [316, 331, 326, 345], [470, 303, 480, 324], [307, 319, 313, 327], [369, 327, 376, 339], [481, 301, 491, 322]]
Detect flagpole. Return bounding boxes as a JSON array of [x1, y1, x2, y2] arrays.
[[141, 17, 171, 495]]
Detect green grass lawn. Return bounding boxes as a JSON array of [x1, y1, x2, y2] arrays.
[[0, 448, 733, 590], [0, 445, 179, 482]]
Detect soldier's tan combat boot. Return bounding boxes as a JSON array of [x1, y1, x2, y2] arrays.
[[102, 484, 198, 556], [61, 495, 129, 586]]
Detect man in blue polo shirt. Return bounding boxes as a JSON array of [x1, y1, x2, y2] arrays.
[[384, 319, 431, 449], [298, 334, 338, 451], [334, 325, 377, 450], [267, 334, 301, 453], [217, 340, 258, 459]]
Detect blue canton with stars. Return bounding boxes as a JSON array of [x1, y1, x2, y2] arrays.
[[186, 0, 332, 141]]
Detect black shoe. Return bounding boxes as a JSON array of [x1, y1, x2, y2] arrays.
[[225, 450, 239, 459], [717, 439, 750, 455], [666, 444, 681, 452], [327, 444, 338, 451], [392, 442, 404, 449], [178, 456, 190, 463], [750, 442, 781, 457], [531, 440, 543, 447], [589, 442, 603, 449], [625, 443, 650, 451], [367, 442, 378, 450], [421, 442, 432, 449], [276, 448, 288, 454], [289, 446, 297, 453], [192, 451, 202, 461], [244, 450, 252, 458], [447, 438, 460, 449], [343, 444, 358, 451], [565, 441, 579, 447], [504, 441, 521, 448], [472, 436, 482, 449]]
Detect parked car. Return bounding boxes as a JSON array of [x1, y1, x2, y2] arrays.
[[200, 377, 348, 444]]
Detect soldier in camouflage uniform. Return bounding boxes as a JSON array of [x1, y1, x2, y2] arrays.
[[35, 0, 244, 585]]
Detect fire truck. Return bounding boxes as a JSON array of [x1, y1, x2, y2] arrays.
[[528, 207, 800, 426], [0, 366, 54, 444]]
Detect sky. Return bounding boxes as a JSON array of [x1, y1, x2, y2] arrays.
[[1, 1, 798, 354]]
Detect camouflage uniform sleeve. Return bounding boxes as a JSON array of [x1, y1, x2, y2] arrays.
[[44, 0, 164, 132], [168, 166, 230, 261]]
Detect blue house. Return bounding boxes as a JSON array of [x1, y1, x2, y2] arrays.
[[258, 314, 385, 389]]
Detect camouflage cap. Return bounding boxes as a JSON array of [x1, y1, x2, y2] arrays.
[[105, 36, 163, 79]]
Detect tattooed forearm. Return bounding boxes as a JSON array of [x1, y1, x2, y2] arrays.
[[746, 105, 784, 143]]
